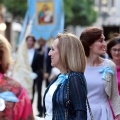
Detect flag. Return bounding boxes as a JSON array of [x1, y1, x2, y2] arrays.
[[12, 17, 34, 99], [19, 0, 64, 43]]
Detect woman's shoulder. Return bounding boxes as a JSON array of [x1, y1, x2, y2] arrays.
[[68, 72, 86, 87], [104, 59, 116, 69], [1, 76, 23, 96], [69, 71, 84, 77], [68, 71, 85, 83], [4, 76, 22, 86]]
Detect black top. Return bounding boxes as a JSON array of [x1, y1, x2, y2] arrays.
[[31, 50, 43, 80], [43, 71, 87, 120]]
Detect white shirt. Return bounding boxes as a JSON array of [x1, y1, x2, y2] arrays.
[[45, 83, 57, 119], [45, 74, 68, 120], [27, 48, 35, 65]]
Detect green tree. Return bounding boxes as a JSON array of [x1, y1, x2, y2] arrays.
[[0, 0, 97, 26], [0, 0, 27, 19], [64, 0, 98, 26]]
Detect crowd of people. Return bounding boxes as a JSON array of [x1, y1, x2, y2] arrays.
[[0, 26, 120, 120]]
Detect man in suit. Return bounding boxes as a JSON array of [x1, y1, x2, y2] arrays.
[[26, 35, 43, 117], [37, 38, 52, 87]]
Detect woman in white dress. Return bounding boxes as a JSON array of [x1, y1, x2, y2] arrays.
[[80, 27, 120, 120]]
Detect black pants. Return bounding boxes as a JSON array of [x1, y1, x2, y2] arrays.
[[32, 78, 43, 116]]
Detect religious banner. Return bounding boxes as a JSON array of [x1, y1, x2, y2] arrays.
[[36, 2, 54, 24], [19, 0, 64, 43], [12, 18, 34, 99]]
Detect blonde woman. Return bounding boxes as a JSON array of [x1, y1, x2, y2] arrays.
[[0, 34, 33, 120], [43, 33, 87, 120]]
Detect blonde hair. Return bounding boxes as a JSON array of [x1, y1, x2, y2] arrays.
[[56, 33, 86, 73], [0, 34, 12, 73]]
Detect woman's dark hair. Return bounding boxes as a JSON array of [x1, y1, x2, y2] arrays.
[[26, 35, 36, 42], [80, 27, 103, 57], [107, 37, 120, 59]]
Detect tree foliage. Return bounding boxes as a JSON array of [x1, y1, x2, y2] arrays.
[[0, 0, 97, 26], [0, 0, 27, 19], [64, 0, 98, 26]]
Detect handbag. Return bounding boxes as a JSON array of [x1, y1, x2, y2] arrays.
[[65, 76, 94, 120]]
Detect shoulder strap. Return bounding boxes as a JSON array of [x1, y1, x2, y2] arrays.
[[86, 97, 94, 120], [66, 73, 94, 120]]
